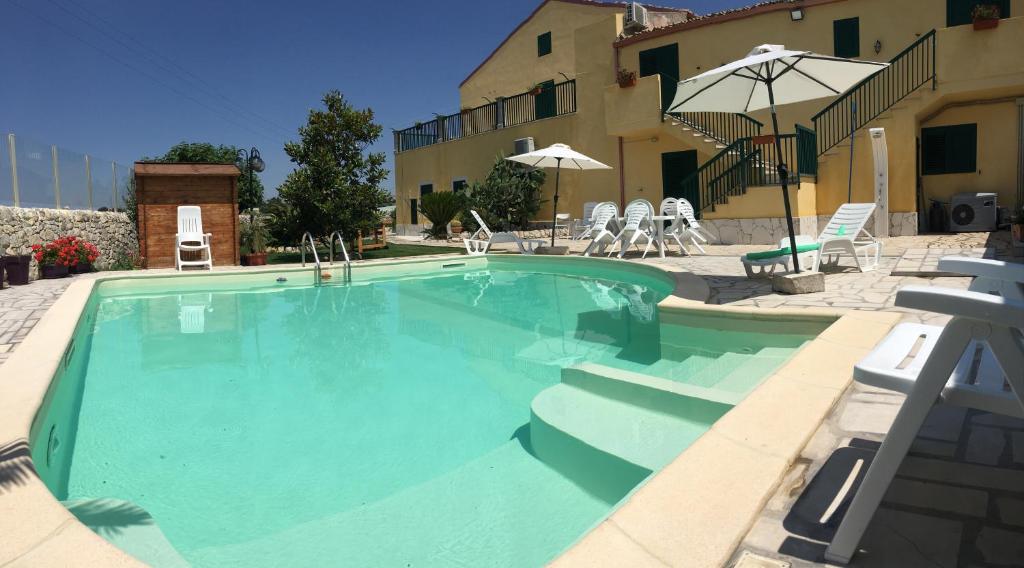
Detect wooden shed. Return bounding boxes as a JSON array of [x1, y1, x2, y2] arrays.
[[134, 162, 241, 269]]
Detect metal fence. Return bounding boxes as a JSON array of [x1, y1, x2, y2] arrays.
[[1, 133, 133, 211]]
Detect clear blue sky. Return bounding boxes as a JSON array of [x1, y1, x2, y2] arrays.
[[1, 0, 751, 196]]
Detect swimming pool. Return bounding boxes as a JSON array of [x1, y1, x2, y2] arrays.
[[30, 257, 823, 567]]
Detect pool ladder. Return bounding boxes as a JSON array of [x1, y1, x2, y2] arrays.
[[300, 231, 352, 287]]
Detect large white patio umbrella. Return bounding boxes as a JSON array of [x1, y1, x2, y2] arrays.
[[668, 45, 887, 272], [506, 143, 611, 246]]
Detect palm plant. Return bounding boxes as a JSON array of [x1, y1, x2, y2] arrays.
[[419, 192, 465, 239]]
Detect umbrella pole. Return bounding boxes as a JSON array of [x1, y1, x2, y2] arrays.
[[766, 80, 802, 273], [550, 158, 562, 247]]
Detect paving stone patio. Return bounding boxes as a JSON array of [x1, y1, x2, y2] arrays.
[[2, 232, 1021, 567]]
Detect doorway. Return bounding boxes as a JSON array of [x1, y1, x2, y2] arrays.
[[661, 150, 699, 209]]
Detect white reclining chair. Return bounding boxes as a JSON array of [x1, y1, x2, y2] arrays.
[[175, 206, 213, 271], [611, 199, 655, 259], [825, 257, 1024, 564], [572, 201, 600, 240], [677, 198, 708, 254], [463, 210, 545, 256], [582, 202, 620, 257], [814, 203, 881, 272]]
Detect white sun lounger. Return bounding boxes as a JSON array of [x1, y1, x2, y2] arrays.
[[825, 257, 1024, 564], [464, 210, 544, 255], [814, 203, 881, 272], [175, 206, 213, 270], [740, 235, 819, 278]]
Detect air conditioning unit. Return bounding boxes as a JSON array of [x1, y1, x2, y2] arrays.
[[625, 2, 649, 30], [513, 137, 535, 156], [949, 192, 997, 232]]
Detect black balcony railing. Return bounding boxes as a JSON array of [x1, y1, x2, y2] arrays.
[[813, 30, 936, 156], [394, 80, 577, 152]]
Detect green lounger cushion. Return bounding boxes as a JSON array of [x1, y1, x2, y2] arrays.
[[745, 243, 820, 261]]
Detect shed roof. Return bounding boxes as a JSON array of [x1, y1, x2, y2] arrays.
[[134, 162, 241, 176]]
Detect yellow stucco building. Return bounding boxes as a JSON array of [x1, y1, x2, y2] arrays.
[[394, 0, 1024, 243]]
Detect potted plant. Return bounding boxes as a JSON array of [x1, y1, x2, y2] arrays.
[[241, 211, 269, 266], [32, 236, 74, 279], [617, 69, 638, 88], [450, 218, 463, 237], [972, 4, 1000, 29], [71, 238, 99, 273], [1, 236, 31, 286], [418, 191, 464, 240], [528, 83, 544, 96]]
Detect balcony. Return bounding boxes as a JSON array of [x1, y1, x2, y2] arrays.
[[603, 73, 663, 137], [394, 80, 577, 153]]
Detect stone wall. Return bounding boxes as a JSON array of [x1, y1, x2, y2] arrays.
[[703, 212, 918, 245], [0, 206, 137, 272]]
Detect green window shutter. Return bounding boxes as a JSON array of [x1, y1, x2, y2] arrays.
[[420, 183, 433, 196], [833, 18, 860, 58], [537, 32, 552, 57], [410, 199, 418, 224], [452, 180, 467, 194], [921, 124, 977, 175]]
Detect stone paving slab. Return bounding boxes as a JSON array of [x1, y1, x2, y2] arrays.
[[890, 247, 996, 276]]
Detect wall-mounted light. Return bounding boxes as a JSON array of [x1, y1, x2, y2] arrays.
[[874, 40, 882, 54], [790, 8, 804, 21]]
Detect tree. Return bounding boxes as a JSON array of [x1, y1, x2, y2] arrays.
[[464, 154, 546, 231], [273, 91, 390, 243], [145, 142, 265, 211]]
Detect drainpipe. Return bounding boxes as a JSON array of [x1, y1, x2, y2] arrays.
[[615, 43, 626, 209]]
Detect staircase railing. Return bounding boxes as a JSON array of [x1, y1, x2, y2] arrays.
[[813, 29, 936, 156], [677, 126, 815, 216], [668, 111, 763, 146]]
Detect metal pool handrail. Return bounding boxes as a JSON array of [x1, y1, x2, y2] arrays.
[[300, 231, 322, 287], [328, 230, 352, 283]]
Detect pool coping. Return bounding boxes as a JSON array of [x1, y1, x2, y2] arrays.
[[0, 255, 899, 566]]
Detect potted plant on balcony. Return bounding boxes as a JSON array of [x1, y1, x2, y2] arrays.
[[617, 69, 638, 88], [32, 237, 73, 279], [528, 83, 544, 96], [241, 211, 269, 266], [972, 4, 1001, 29]]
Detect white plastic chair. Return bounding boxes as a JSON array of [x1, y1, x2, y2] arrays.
[[582, 203, 620, 257], [825, 257, 1024, 564], [555, 213, 571, 237], [463, 210, 544, 256], [175, 206, 213, 270], [677, 199, 708, 254], [814, 203, 881, 272], [611, 199, 655, 259], [572, 202, 600, 240], [659, 198, 697, 257]]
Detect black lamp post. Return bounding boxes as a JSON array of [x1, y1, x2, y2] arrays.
[[236, 147, 265, 214]]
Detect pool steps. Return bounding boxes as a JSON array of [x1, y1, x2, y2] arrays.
[[529, 363, 736, 499]]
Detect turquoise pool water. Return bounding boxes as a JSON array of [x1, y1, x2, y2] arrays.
[[32, 258, 819, 567]]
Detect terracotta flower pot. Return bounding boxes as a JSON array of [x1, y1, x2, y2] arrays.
[[973, 18, 998, 30], [242, 252, 268, 266], [40, 264, 69, 279], [618, 77, 637, 88]]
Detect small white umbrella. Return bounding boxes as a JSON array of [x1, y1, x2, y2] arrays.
[[668, 45, 887, 272], [506, 143, 611, 246]]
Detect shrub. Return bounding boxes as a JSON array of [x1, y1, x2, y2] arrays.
[[419, 192, 465, 239], [463, 154, 545, 232]]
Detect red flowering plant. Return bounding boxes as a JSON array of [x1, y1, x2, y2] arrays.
[[31, 236, 97, 267]]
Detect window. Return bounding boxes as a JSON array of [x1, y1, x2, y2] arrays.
[[452, 179, 468, 194], [537, 32, 552, 57], [639, 44, 680, 112], [947, 0, 1010, 26], [419, 183, 433, 197], [410, 198, 418, 224], [833, 17, 860, 58], [921, 124, 977, 175]]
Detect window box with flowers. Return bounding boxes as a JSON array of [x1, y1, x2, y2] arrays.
[[972, 4, 1001, 29]]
